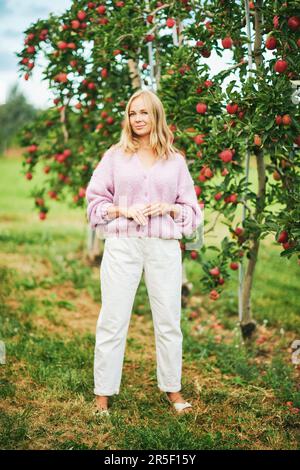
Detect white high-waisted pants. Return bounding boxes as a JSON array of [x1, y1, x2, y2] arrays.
[[94, 236, 183, 396]]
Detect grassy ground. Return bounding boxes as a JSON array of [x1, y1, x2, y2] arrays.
[[0, 149, 299, 450]]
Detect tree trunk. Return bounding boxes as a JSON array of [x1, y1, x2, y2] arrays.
[[241, 0, 266, 339], [128, 59, 142, 89]]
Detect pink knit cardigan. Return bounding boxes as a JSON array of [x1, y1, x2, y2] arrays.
[[85, 145, 203, 239]]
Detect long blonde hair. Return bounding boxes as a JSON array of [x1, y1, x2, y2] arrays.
[[113, 89, 184, 160]]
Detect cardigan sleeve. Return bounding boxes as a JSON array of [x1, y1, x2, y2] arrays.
[[173, 156, 203, 237], [85, 147, 115, 230]]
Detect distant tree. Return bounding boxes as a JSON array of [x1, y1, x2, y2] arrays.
[[0, 83, 37, 153]]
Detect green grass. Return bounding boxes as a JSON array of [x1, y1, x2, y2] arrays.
[[0, 149, 299, 450], [187, 243, 300, 333]]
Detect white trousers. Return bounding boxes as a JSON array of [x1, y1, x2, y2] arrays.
[[94, 237, 183, 396]]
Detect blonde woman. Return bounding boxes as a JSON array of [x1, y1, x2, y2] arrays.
[[86, 89, 203, 416]]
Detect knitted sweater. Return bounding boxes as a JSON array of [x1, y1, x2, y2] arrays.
[[85, 145, 203, 239]]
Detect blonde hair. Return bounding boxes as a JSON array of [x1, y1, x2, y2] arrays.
[[113, 89, 184, 161]]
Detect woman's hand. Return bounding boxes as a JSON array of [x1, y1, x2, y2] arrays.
[[142, 202, 173, 217], [119, 204, 148, 225]]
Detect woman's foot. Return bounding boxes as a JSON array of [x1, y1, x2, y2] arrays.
[[166, 391, 192, 414], [95, 395, 109, 412]]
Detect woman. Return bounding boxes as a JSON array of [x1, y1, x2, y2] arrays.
[[86, 89, 203, 416]]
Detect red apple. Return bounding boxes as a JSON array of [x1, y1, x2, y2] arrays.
[[222, 36, 233, 49], [209, 290, 220, 300], [166, 18, 176, 28], [57, 41, 68, 50], [145, 34, 155, 42], [28, 144, 38, 153], [277, 230, 288, 243], [97, 5, 106, 14], [194, 186, 202, 197], [201, 48, 211, 58], [274, 59, 287, 73], [204, 167, 213, 178], [54, 72, 68, 83], [273, 170, 281, 181], [188, 311, 198, 320], [282, 114, 292, 126], [219, 149, 233, 163], [194, 134, 205, 145], [230, 262, 239, 270], [77, 10, 86, 21], [273, 16, 279, 29], [209, 267, 220, 277], [254, 135, 262, 146], [35, 198, 44, 207], [226, 103, 239, 114], [78, 187, 86, 198], [48, 190, 58, 199], [266, 36, 277, 50], [26, 45, 35, 54], [287, 16, 300, 31], [214, 192, 223, 201], [235, 227, 244, 236], [63, 149, 72, 157], [196, 103, 207, 114], [282, 241, 293, 250]]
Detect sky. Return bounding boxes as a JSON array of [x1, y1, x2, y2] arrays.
[[0, 0, 242, 110], [0, 0, 70, 108]]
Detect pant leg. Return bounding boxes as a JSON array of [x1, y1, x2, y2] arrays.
[[143, 238, 183, 393], [94, 237, 143, 396]]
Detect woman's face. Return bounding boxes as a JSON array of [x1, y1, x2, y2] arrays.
[[128, 96, 152, 137]]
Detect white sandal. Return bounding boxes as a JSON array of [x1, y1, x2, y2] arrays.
[[167, 396, 193, 414], [94, 408, 110, 417]]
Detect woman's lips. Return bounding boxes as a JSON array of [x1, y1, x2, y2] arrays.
[[135, 125, 145, 128]]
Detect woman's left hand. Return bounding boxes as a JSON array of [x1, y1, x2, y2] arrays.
[[142, 202, 172, 217]]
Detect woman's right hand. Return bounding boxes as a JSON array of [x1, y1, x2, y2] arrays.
[[119, 205, 148, 226]]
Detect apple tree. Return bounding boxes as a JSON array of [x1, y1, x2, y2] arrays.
[[17, 0, 300, 339]]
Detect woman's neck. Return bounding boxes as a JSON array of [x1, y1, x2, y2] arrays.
[[137, 135, 151, 149], [138, 145, 152, 149]]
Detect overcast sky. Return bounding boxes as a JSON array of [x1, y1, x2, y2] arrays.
[[0, 0, 241, 110], [0, 0, 70, 108]]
